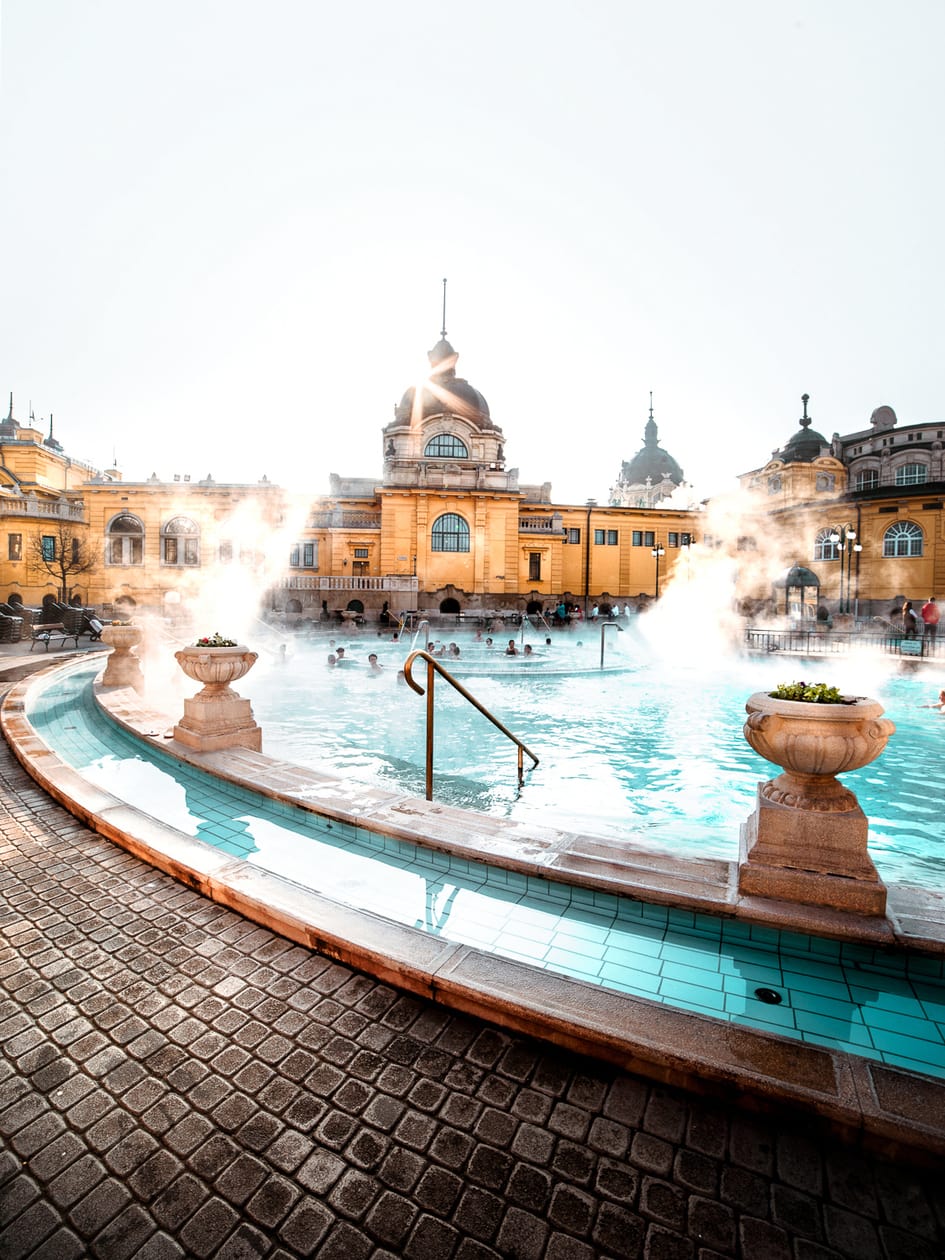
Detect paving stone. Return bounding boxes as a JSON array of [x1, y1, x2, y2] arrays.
[[2, 735, 944, 1260]]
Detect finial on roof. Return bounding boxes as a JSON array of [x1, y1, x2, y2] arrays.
[[440, 277, 448, 340], [649, 391, 654, 423], [800, 393, 811, 429], [6, 393, 12, 423]]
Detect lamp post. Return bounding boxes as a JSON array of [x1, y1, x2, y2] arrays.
[[651, 542, 665, 599], [583, 499, 596, 618], [829, 527, 862, 615]]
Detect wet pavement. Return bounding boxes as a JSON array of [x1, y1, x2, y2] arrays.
[[0, 655, 944, 1258]]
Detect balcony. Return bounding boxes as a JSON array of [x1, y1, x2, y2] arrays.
[[280, 574, 419, 593], [519, 514, 564, 534], [308, 511, 381, 529], [0, 494, 85, 522]]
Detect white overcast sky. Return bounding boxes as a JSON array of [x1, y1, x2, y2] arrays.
[[1, 1, 942, 504]]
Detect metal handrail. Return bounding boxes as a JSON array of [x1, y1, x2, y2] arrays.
[[599, 620, 623, 667], [403, 649, 540, 801], [408, 618, 430, 654]]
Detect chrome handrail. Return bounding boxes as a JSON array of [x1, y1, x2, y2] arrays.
[[408, 618, 430, 654], [600, 620, 623, 667], [403, 649, 540, 801]]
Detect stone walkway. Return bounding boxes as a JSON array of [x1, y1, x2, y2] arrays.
[[0, 675, 944, 1258]]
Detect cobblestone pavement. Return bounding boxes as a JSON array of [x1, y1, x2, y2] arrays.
[[0, 727, 944, 1258]]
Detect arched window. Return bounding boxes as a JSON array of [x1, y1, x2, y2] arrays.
[[854, 469, 879, 490], [813, 528, 840, 561], [106, 513, 144, 566], [431, 513, 470, 553], [162, 516, 200, 566], [883, 521, 923, 557], [424, 434, 468, 459], [895, 463, 928, 486]]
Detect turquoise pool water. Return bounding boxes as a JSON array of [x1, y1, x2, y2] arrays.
[[22, 659, 945, 1081], [252, 633, 945, 889]]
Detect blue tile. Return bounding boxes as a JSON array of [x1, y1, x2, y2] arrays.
[[659, 977, 727, 1013]]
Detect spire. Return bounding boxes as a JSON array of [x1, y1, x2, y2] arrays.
[[5, 393, 12, 423], [800, 393, 811, 430], [440, 277, 448, 340], [644, 392, 658, 445]]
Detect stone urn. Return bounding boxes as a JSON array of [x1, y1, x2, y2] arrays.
[[173, 645, 261, 752], [739, 690, 895, 915], [99, 623, 144, 691]]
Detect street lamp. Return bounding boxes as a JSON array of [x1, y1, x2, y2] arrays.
[[583, 499, 596, 618], [830, 528, 861, 615], [651, 542, 665, 599]]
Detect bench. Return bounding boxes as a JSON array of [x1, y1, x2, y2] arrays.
[[30, 623, 83, 652]]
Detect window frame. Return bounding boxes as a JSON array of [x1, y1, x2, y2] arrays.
[[431, 512, 470, 553], [424, 434, 469, 459]]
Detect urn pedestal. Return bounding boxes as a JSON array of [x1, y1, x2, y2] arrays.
[[173, 645, 261, 753], [739, 691, 895, 916], [99, 624, 144, 692]]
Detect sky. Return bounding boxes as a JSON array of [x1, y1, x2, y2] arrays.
[[1, 1, 943, 505]]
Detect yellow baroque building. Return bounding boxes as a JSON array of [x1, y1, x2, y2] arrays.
[[5, 352, 941, 629], [0, 340, 699, 624]]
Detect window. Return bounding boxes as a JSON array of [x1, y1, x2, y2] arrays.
[[896, 463, 928, 486], [594, 529, 604, 545], [354, 547, 368, 559], [607, 530, 617, 545], [644, 530, 655, 547], [106, 514, 144, 566], [595, 528, 618, 545], [681, 533, 692, 547], [883, 521, 923, 557], [41, 536, 56, 562], [528, 552, 541, 581], [854, 469, 879, 490], [161, 516, 200, 566], [71, 538, 80, 564], [632, 531, 643, 546], [431, 513, 470, 553], [813, 528, 840, 561], [565, 527, 580, 544], [289, 543, 317, 568], [668, 533, 678, 547], [7, 534, 21, 561], [424, 434, 468, 459], [219, 540, 233, 564]]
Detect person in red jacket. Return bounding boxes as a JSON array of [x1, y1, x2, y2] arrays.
[[921, 596, 940, 644]]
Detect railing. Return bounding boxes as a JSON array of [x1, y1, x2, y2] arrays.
[[518, 517, 563, 534], [744, 627, 938, 659], [308, 511, 382, 529], [599, 620, 623, 667], [279, 575, 418, 592], [408, 619, 430, 654], [404, 650, 540, 801], [0, 496, 85, 521]]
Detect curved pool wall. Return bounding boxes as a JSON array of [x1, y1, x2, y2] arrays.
[[3, 654, 945, 1158], [253, 630, 945, 888]]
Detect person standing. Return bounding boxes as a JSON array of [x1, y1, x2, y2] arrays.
[[902, 601, 919, 639], [921, 596, 939, 645]]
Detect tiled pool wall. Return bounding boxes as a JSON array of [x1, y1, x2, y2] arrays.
[[18, 658, 945, 1082]]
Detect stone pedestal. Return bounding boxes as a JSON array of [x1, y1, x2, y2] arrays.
[[739, 691, 894, 917], [100, 624, 144, 693], [173, 645, 261, 753], [739, 787, 887, 915]]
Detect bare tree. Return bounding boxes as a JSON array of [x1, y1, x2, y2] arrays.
[[28, 521, 94, 603]]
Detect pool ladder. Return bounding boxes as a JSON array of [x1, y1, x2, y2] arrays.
[[403, 649, 540, 802]]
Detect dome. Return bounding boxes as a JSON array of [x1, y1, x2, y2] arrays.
[[389, 338, 494, 431], [620, 406, 684, 487], [779, 394, 828, 464]]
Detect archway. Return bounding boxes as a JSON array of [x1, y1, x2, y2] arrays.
[[440, 597, 460, 615]]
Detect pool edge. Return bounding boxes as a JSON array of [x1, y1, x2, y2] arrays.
[[3, 659, 945, 1163]]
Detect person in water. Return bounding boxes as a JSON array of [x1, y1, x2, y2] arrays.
[[505, 639, 517, 656], [368, 653, 383, 671]]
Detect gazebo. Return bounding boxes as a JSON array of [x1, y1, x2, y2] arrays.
[[773, 564, 821, 620]]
